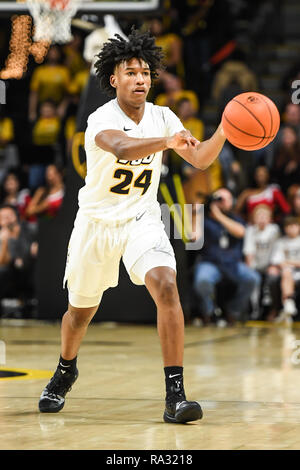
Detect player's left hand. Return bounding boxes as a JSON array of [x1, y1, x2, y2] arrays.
[[166, 130, 199, 150]]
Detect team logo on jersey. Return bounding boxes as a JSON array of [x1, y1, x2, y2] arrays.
[[116, 154, 155, 166]]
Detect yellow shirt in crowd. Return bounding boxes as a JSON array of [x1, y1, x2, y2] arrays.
[[63, 45, 86, 77], [69, 69, 89, 95], [182, 116, 204, 142], [32, 117, 61, 146], [30, 65, 71, 103], [155, 90, 199, 113], [155, 33, 184, 77], [0, 117, 14, 147]]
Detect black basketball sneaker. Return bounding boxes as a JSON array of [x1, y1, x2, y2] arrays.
[[39, 367, 78, 413], [163, 377, 203, 424]]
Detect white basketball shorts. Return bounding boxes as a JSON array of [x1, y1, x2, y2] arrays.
[[63, 207, 176, 308]]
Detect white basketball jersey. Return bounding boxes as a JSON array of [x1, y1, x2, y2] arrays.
[[78, 98, 184, 223]]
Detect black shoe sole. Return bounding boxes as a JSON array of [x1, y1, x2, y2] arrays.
[[163, 405, 203, 424]]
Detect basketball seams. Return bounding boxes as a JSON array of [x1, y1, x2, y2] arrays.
[[221, 92, 280, 150], [232, 98, 266, 138], [259, 95, 273, 137], [223, 113, 275, 140]]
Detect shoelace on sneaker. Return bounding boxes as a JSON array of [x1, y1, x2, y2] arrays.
[[46, 370, 74, 396]]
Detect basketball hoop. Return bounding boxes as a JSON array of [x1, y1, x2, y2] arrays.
[[26, 0, 80, 44]]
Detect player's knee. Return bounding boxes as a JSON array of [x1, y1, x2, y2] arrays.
[[67, 306, 95, 329], [155, 276, 178, 306]]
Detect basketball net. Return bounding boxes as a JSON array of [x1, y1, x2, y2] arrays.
[[26, 0, 80, 44]]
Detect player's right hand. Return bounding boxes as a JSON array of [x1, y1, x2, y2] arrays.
[[166, 130, 199, 150]]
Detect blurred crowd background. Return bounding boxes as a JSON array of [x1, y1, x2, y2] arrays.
[[0, 0, 300, 325]]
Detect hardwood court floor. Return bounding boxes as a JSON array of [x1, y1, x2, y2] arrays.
[[1, 320, 300, 450]]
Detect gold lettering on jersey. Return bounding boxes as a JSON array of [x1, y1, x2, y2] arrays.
[[116, 154, 155, 166]]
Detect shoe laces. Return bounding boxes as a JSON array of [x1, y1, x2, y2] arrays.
[[46, 369, 74, 396]]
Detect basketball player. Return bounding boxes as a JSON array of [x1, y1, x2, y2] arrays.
[[39, 28, 226, 423]]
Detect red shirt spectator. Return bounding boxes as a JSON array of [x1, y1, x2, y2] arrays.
[[25, 164, 65, 219], [235, 166, 290, 222]]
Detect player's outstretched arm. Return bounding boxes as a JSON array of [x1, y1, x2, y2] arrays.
[[95, 129, 196, 161], [175, 124, 226, 170]]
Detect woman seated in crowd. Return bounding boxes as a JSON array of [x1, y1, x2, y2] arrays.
[[271, 125, 300, 195], [0, 170, 34, 224], [290, 188, 300, 224], [235, 165, 291, 223], [25, 164, 65, 219]]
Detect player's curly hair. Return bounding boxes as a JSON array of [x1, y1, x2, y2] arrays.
[[94, 27, 164, 97]]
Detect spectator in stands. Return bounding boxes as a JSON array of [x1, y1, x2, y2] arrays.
[[28, 45, 71, 122], [26, 164, 64, 219], [271, 125, 300, 194], [0, 108, 15, 182], [155, 72, 199, 114], [63, 32, 86, 77], [193, 187, 260, 325], [290, 188, 300, 224], [69, 64, 90, 96], [282, 103, 300, 138], [255, 102, 300, 171], [148, 17, 184, 78], [0, 204, 36, 306], [0, 170, 31, 222], [217, 143, 245, 196], [286, 183, 300, 206], [211, 51, 258, 105], [267, 217, 300, 321], [235, 165, 291, 223], [243, 204, 280, 318], [29, 100, 61, 191]]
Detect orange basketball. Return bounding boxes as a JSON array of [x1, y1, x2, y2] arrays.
[[221, 92, 280, 151]]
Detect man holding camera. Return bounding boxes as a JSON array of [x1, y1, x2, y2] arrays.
[[193, 188, 260, 324]]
